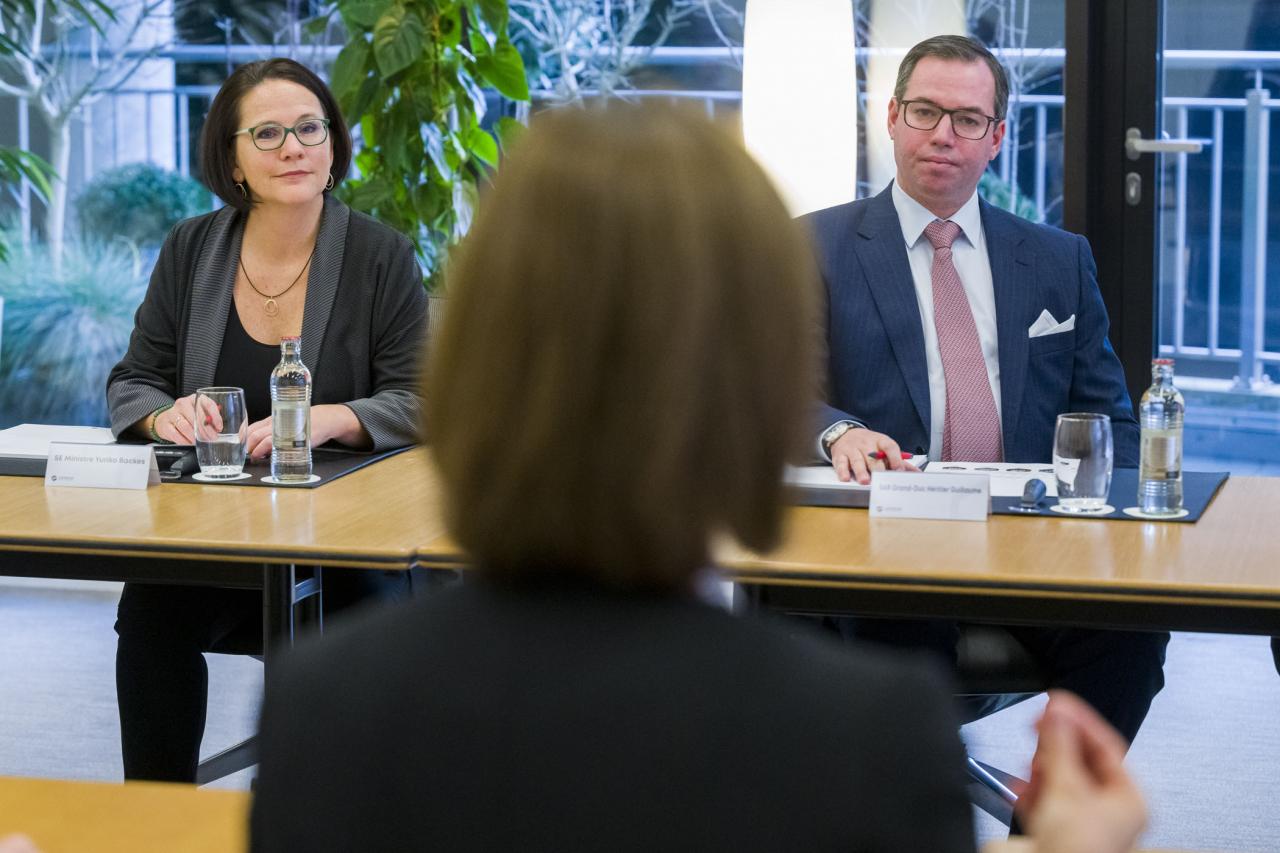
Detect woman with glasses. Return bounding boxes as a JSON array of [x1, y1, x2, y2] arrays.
[[105, 58, 426, 782]]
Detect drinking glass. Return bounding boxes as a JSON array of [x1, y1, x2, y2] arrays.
[[1053, 413, 1113, 512], [192, 387, 248, 478]]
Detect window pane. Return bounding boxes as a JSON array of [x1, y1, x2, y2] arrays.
[[1158, 0, 1280, 475]]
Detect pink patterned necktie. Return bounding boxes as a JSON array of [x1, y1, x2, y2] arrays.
[[924, 219, 1003, 462]]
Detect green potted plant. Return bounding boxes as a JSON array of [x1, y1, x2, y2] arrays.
[[321, 0, 529, 287]]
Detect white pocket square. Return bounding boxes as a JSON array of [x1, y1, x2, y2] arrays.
[[1028, 310, 1075, 338]]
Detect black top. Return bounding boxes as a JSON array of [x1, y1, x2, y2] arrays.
[[251, 577, 976, 853], [212, 305, 280, 423]]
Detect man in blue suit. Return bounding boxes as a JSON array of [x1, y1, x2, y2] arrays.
[[801, 35, 1168, 746]]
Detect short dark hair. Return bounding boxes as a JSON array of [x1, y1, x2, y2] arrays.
[[894, 35, 1009, 120], [426, 103, 820, 591], [199, 58, 351, 212]]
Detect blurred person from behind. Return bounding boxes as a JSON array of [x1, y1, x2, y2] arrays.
[[250, 103, 1143, 853]]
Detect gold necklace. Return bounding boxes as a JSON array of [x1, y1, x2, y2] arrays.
[[240, 249, 313, 318]]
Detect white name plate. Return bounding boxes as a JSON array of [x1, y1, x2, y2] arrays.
[[870, 471, 990, 521], [45, 442, 160, 490]]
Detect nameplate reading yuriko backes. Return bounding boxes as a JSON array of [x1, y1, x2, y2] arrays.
[[44, 442, 160, 490], [869, 471, 990, 522]]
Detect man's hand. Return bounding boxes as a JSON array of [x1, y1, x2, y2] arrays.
[[828, 428, 919, 485], [1017, 690, 1147, 853]]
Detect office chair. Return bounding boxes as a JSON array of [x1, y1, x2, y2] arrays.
[[196, 564, 325, 785], [952, 624, 1047, 826]]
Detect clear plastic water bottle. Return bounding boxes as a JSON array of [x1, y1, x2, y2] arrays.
[[1138, 357, 1184, 514], [270, 336, 312, 481]]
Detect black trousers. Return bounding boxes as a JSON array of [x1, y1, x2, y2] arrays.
[[839, 617, 1169, 745], [115, 568, 410, 782]]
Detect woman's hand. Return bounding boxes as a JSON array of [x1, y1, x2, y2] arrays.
[[1018, 690, 1147, 853], [0, 834, 42, 853], [245, 404, 367, 460], [152, 394, 198, 444]]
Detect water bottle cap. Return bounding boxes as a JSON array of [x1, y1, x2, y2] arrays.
[[1152, 358, 1174, 366], [281, 336, 301, 343]]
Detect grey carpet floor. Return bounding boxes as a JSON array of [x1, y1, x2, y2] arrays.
[[1, 578, 1278, 850]]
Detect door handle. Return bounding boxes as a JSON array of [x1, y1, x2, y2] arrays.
[[1126, 127, 1204, 160]]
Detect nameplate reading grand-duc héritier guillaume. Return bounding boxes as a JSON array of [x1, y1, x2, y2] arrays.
[[869, 471, 990, 521]]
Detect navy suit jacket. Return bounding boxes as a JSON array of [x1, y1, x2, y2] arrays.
[[801, 185, 1139, 466]]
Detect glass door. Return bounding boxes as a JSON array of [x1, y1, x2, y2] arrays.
[[1154, 0, 1280, 475]]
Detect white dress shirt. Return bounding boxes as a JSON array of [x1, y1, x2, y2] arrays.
[[891, 182, 1002, 461]]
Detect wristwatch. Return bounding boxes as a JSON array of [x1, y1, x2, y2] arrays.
[[821, 420, 860, 456]]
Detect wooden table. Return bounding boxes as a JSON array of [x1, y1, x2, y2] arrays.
[[4, 452, 1275, 637], [711, 475, 1280, 634], [0, 776, 248, 853], [0, 448, 447, 646], [418, 475, 1280, 635], [0, 447, 445, 571]]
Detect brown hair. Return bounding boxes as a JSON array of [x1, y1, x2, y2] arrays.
[[199, 58, 352, 212], [894, 34, 1009, 120], [426, 103, 820, 591]]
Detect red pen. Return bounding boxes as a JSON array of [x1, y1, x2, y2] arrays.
[[869, 451, 912, 462]]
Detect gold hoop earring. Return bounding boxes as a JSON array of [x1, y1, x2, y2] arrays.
[[236, 182, 247, 199], [325, 173, 335, 191]]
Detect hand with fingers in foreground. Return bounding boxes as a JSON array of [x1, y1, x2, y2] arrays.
[[0, 835, 41, 853], [1018, 690, 1147, 853]]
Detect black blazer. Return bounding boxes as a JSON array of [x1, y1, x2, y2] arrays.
[[107, 196, 427, 450], [251, 579, 977, 852]]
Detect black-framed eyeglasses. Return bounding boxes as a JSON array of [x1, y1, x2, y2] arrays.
[[899, 100, 998, 141], [234, 118, 330, 151]]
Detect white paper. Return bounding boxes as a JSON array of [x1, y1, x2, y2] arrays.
[[784, 465, 870, 490], [926, 461, 1059, 498], [0, 423, 116, 459], [785, 456, 924, 491], [44, 442, 159, 490]]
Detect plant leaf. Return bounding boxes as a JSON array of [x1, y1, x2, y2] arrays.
[[465, 126, 498, 167], [346, 73, 381, 124], [331, 38, 371, 102], [373, 6, 425, 79], [302, 11, 333, 37], [339, 0, 394, 30], [494, 116, 524, 151], [59, 0, 117, 34], [476, 38, 529, 101], [469, 0, 507, 35], [348, 176, 396, 211], [0, 146, 55, 202]]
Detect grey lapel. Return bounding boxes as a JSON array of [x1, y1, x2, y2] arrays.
[[980, 200, 1033, 446], [183, 206, 241, 393], [855, 187, 931, 435], [299, 195, 350, 367]]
